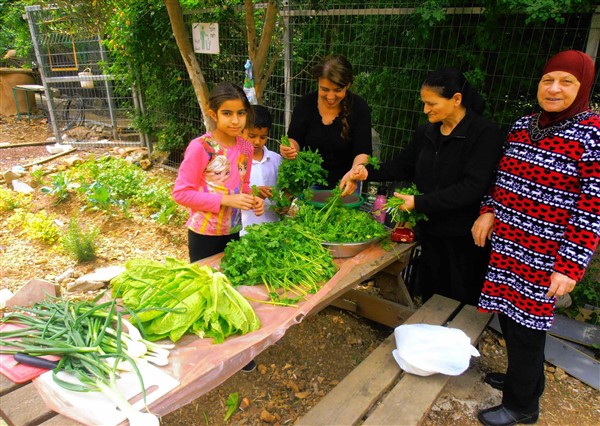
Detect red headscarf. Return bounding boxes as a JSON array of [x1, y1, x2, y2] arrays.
[[538, 50, 595, 128]]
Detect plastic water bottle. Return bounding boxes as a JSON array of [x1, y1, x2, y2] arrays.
[[372, 194, 386, 223]]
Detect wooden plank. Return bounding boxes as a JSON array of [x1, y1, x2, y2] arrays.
[[297, 295, 461, 426], [308, 243, 417, 316], [39, 414, 83, 425], [0, 375, 23, 397], [0, 383, 57, 426], [363, 305, 491, 426], [375, 270, 416, 308], [330, 289, 416, 327]]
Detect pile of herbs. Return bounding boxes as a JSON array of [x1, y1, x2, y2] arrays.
[[272, 135, 328, 210], [292, 188, 388, 243], [111, 258, 261, 343], [220, 221, 337, 306], [385, 183, 429, 227]]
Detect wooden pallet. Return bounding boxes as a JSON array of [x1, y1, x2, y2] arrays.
[[297, 294, 491, 426]]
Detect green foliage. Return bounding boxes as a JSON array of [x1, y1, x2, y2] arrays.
[[0, 0, 37, 67], [103, 0, 201, 152], [7, 209, 60, 245], [273, 149, 328, 210], [61, 218, 99, 262], [558, 257, 600, 326], [40, 172, 76, 204], [494, 0, 595, 24], [0, 187, 32, 211]]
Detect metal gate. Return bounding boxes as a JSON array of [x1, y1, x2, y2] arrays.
[[24, 5, 145, 148]]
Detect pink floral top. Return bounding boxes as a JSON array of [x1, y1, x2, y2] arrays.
[[173, 133, 253, 235]]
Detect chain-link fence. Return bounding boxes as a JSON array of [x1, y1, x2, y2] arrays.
[[24, 5, 142, 147], [165, 1, 599, 167]]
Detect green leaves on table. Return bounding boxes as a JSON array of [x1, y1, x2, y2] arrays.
[[111, 258, 261, 343], [384, 183, 429, 227], [220, 221, 337, 306], [293, 188, 388, 243]]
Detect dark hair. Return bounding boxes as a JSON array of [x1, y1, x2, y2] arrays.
[[422, 68, 485, 115], [207, 82, 254, 127], [312, 54, 354, 139], [250, 104, 272, 129]]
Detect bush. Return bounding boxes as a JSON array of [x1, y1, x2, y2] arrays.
[[61, 218, 99, 262], [0, 188, 32, 211], [7, 209, 60, 245]]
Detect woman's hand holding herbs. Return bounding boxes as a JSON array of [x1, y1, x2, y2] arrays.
[[279, 135, 299, 160], [393, 193, 415, 211], [339, 166, 368, 196]]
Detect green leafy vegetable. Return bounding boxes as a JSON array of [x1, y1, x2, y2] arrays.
[[384, 184, 429, 227], [292, 187, 388, 243], [221, 221, 337, 305], [224, 392, 240, 422], [273, 148, 328, 210], [111, 258, 261, 343], [366, 155, 380, 170], [280, 134, 291, 147]]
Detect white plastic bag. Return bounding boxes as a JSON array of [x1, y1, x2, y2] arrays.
[[392, 323, 480, 376]]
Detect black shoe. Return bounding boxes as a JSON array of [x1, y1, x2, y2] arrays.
[[241, 360, 256, 373], [477, 405, 538, 426], [484, 372, 506, 391]]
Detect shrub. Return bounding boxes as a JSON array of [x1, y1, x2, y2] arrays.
[[0, 188, 32, 211], [7, 209, 60, 245], [61, 218, 99, 262]]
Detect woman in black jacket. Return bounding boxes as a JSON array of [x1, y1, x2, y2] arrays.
[[342, 68, 504, 304]]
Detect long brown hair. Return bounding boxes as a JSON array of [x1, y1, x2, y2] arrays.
[[312, 54, 354, 139]]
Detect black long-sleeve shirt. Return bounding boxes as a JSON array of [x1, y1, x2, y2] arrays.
[[288, 91, 372, 188], [368, 110, 504, 236]]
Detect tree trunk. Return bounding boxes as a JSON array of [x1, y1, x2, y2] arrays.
[[245, 0, 280, 103], [164, 0, 211, 129]]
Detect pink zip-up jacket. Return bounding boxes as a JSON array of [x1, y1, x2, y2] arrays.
[[173, 133, 253, 235]]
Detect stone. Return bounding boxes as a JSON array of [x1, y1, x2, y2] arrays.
[[6, 278, 57, 308], [67, 280, 106, 292]]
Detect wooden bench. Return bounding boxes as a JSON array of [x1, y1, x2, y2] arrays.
[[297, 294, 491, 426], [0, 373, 82, 426]]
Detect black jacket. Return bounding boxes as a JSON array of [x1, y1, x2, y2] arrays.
[[369, 110, 504, 236]]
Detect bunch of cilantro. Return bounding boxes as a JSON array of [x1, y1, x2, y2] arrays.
[[293, 188, 388, 243], [272, 135, 328, 210], [220, 221, 337, 306], [111, 258, 261, 343], [385, 183, 429, 227]]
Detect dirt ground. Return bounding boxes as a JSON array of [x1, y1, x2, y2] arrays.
[[1, 115, 598, 425]]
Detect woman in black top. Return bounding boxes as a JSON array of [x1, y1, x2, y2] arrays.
[[282, 54, 372, 189], [342, 68, 504, 305]]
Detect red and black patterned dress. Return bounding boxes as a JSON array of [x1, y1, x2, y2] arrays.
[[479, 110, 600, 330]]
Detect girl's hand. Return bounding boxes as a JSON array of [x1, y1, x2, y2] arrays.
[[257, 186, 273, 199], [252, 197, 265, 216], [280, 138, 300, 160], [471, 212, 494, 247], [221, 193, 257, 210], [393, 193, 414, 211]]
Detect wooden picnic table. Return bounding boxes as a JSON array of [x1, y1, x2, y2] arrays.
[[0, 241, 418, 426]]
